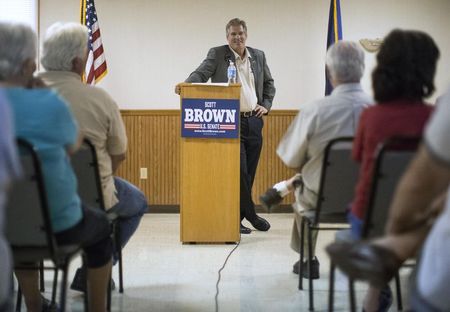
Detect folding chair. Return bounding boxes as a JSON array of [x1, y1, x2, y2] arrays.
[[71, 139, 124, 294], [328, 137, 419, 312], [6, 138, 81, 312], [298, 137, 359, 311]]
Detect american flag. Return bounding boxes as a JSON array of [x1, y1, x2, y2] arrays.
[[80, 0, 107, 84]]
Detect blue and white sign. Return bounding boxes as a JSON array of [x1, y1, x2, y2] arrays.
[[181, 98, 240, 138]]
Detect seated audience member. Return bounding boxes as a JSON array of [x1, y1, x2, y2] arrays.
[[0, 21, 112, 312], [0, 91, 21, 312], [276, 41, 372, 278], [329, 29, 439, 312], [39, 22, 148, 290], [328, 88, 450, 312]]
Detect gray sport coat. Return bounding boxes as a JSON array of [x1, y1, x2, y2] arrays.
[[185, 45, 276, 111]]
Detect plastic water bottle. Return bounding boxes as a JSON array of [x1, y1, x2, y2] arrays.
[[227, 60, 237, 84]]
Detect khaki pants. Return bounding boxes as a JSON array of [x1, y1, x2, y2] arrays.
[[290, 191, 318, 258]]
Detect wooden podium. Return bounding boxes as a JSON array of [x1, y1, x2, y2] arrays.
[[179, 83, 240, 243]]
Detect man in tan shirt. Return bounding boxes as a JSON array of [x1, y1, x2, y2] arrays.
[[39, 22, 148, 290]]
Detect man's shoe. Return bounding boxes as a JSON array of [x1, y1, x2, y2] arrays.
[[292, 257, 320, 279], [41, 295, 59, 312], [71, 267, 116, 292], [240, 223, 252, 234], [293, 260, 301, 274], [378, 286, 393, 312], [259, 188, 283, 211], [110, 278, 116, 291], [249, 216, 270, 231], [70, 267, 86, 293]]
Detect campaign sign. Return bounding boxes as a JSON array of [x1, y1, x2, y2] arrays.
[[181, 98, 239, 138]]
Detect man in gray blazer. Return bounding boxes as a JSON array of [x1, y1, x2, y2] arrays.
[[177, 18, 275, 234]]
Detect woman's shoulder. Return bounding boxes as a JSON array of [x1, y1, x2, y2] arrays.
[[360, 105, 380, 117], [9, 88, 70, 115], [8, 87, 58, 101]]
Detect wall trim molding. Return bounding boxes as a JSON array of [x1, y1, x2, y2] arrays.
[[148, 205, 293, 214], [121, 109, 180, 116], [117, 109, 298, 211]]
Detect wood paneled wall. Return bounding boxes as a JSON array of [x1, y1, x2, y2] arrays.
[[117, 110, 298, 209]]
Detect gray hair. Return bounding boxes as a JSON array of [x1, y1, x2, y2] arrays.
[[0, 22, 36, 80], [326, 41, 365, 83], [226, 18, 247, 36], [41, 22, 89, 71]]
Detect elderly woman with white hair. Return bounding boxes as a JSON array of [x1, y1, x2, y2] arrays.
[[0, 21, 113, 312]]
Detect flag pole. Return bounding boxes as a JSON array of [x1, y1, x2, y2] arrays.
[[325, 0, 343, 95]]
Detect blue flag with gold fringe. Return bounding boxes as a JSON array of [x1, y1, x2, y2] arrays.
[[325, 0, 343, 95]]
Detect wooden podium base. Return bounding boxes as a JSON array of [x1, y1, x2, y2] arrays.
[[179, 84, 240, 243]]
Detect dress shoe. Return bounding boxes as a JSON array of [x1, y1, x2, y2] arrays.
[[293, 257, 320, 279], [259, 188, 283, 211], [249, 216, 271, 231], [71, 267, 116, 292], [378, 286, 393, 312], [109, 278, 116, 291], [326, 241, 402, 288], [70, 267, 86, 292], [240, 223, 251, 234], [361, 286, 393, 312], [41, 295, 59, 312]]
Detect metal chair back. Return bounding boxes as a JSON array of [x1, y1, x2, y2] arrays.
[[71, 139, 106, 210], [6, 139, 82, 312], [362, 137, 419, 239], [314, 137, 359, 224], [6, 138, 56, 255]]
